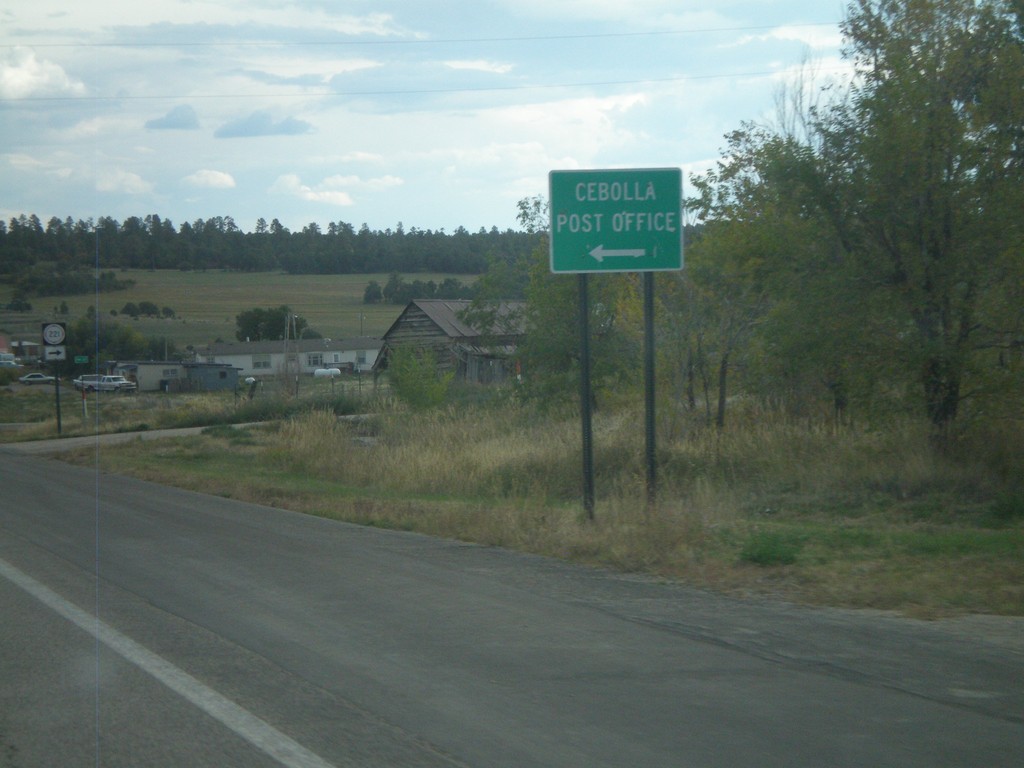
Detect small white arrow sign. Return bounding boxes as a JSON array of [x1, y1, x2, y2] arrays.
[[589, 245, 646, 262]]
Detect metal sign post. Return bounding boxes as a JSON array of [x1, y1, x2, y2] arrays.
[[53, 361, 62, 435], [643, 272, 656, 508], [577, 274, 595, 520], [549, 168, 683, 517], [41, 322, 67, 436]]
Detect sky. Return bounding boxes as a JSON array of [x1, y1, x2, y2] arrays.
[[1, 1, 850, 234]]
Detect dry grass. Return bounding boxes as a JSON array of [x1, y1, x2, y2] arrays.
[[54, 398, 1024, 617], [0, 378, 370, 441], [268, 407, 583, 500]]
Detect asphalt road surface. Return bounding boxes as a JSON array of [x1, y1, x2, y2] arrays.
[[1, 445, 1022, 767]]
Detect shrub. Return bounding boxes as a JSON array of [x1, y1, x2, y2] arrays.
[[387, 347, 452, 410]]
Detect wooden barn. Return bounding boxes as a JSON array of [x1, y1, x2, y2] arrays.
[[377, 299, 525, 384]]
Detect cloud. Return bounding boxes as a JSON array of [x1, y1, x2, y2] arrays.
[[3, 153, 45, 171], [732, 25, 844, 52], [49, 115, 136, 142], [183, 169, 236, 189], [0, 47, 86, 99], [362, 175, 404, 191], [444, 60, 513, 75], [270, 174, 355, 207], [320, 12, 408, 37], [338, 151, 384, 163], [319, 173, 404, 191], [488, 92, 649, 160], [145, 105, 200, 130], [239, 56, 382, 87], [214, 110, 313, 139], [494, 0, 684, 24], [95, 169, 152, 195], [268, 172, 403, 207], [3, 152, 75, 180]]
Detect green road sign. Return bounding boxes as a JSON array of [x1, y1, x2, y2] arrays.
[[74, 356, 89, 364], [549, 168, 683, 274]]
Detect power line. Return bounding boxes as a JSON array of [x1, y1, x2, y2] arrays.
[[5, 66, 852, 104], [4, 20, 846, 104], [3, 22, 839, 50]]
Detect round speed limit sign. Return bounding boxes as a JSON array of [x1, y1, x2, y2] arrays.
[[42, 323, 66, 345]]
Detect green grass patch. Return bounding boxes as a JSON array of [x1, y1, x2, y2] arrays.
[[739, 529, 804, 566], [892, 528, 1023, 558]]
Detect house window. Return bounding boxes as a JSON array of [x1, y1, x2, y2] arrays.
[[307, 352, 324, 367], [356, 350, 366, 365], [252, 354, 271, 370], [162, 368, 179, 378]]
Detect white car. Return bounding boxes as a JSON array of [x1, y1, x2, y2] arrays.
[[18, 372, 56, 385], [73, 374, 137, 393]]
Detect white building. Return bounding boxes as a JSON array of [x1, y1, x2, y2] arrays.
[[195, 337, 382, 378]]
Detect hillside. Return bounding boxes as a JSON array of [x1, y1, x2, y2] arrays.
[[0, 269, 477, 349]]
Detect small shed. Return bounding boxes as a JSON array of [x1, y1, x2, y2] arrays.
[[184, 362, 240, 392], [113, 361, 239, 392]]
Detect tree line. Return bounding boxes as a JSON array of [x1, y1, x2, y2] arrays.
[[362, 273, 477, 305], [0, 214, 540, 297]]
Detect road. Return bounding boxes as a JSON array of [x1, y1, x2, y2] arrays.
[[1, 446, 1022, 767]]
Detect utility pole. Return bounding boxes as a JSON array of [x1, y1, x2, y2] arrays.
[[292, 314, 300, 396]]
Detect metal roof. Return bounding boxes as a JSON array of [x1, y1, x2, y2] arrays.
[[385, 300, 526, 340]]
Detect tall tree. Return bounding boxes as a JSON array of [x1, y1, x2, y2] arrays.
[[693, 0, 1024, 431], [512, 196, 637, 407], [688, 126, 863, 426], [815, 0, 1024, 432]]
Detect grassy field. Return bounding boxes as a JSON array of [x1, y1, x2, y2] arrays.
[[0, 269, 475, 348], [12, 385, 1020, 619]]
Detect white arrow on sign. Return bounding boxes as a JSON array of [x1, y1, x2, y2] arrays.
[[588, 245, 646, 262]]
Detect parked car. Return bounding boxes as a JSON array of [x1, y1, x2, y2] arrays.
[[18, 372, 56, 385], [73, 374, 137, 393]]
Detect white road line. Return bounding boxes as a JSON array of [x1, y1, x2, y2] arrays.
[[0, 557, 336, 768]]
